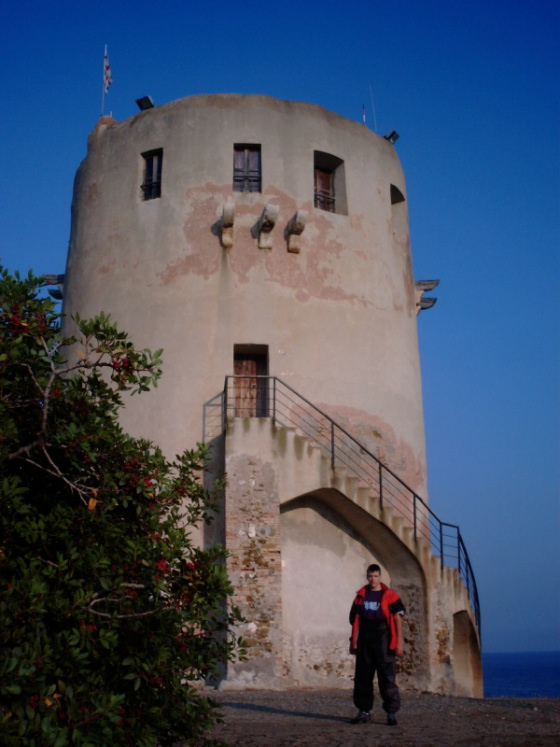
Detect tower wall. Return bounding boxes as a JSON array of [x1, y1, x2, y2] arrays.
[[64, 94, 427, 499]]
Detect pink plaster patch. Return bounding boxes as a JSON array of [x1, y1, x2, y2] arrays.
[[153, 182, 377, 309], [97, 259, 116, 275], [316, 402, 426, 495]]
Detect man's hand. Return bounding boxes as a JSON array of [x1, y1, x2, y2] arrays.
[[394, 613, 404, 656]]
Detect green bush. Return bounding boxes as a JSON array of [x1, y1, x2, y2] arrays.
[[0, 267, 243, 746]]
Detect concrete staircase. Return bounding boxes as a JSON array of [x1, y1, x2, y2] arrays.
[[271, 421, 476, 630], [219, 378, 482, 695]]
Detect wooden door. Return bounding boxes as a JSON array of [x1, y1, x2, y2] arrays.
[[234, 353, 268, 417]]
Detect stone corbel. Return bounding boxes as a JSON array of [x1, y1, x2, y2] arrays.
[[257, 203, 279, 249], [221, 198, 235, 248], [44, 274, 65, 300], [286, 210, 308, 253], [415, 280, 439, 314]]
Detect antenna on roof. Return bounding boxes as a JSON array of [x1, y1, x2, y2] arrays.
[[369, 85, 378, 133]]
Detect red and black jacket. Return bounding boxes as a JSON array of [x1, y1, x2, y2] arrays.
[[349, 583, 405, 653]]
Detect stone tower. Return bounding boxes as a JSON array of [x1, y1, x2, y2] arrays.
[[62, 94, 482, 696]]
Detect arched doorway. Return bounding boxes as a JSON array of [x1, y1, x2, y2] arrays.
[[280, 490, 428, 688]]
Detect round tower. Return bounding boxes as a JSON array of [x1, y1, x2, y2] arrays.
[[64, 95, 482, 695], [65, 94, 425, 492]]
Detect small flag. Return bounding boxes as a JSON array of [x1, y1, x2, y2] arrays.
[[103, 45, 113, 94], [362, 104, 366, 125]]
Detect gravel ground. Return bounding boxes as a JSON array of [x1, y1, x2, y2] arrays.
[[206, 688, 560, 746]]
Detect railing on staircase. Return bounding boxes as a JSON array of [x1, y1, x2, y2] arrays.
[[203, 375, 481, 636]]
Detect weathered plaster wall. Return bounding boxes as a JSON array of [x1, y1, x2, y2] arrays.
[[63, 94, 426, 499], [223, 448, 284, 687], [280, 497, 377, 686]]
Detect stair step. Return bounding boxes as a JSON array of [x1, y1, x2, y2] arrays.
[[355, 486, 371, 508]]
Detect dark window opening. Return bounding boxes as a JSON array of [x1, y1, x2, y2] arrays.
[[141, 149, 163, 200], [313, 151, 347, 214], [390, 184, 405, 205], [390, 184, 407, 240], [233, 344, 268, 417], [314, 167, 335, 212], [233, 145, 261, 193]]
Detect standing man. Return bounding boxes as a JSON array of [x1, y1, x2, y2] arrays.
[[349, 563, 405, 725]]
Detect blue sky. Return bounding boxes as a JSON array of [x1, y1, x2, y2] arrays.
[[1, 1, 558, 654]]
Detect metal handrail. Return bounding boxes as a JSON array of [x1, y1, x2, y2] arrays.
[[206, 375, 480, 635]]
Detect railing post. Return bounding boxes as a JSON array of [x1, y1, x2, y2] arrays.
[[413, 494, 418, 541], [331, 421, 335, 470], [439, 522, 444, 570], [223, 377, 228, 433], [378, 462, 383, 510], [272, 377, 276, 422]]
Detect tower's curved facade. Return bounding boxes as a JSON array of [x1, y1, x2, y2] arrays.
[[64, 94, 482, 695]]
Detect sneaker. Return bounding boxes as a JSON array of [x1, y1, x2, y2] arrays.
[[386, 712, 398, 726], [351, 710, 371, 724]]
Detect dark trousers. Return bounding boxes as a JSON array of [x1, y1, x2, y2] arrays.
[[353, 623, 400, 714]]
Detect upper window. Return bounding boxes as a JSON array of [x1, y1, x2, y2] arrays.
[[313, 151, 347, 215], [233, 145, 261, 193], [390, 184, 405, 205], [314, 167, 335, 212], [390, 184, 407, 241], [141, 149, 163, 200]]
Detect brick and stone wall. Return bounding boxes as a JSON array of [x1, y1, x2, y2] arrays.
[[224, 445, 284, 686]]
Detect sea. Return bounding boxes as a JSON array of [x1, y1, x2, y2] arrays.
[[483, 651, 560, 698]]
